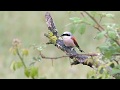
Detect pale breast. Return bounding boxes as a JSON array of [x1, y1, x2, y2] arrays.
[[62, 36, 75, 47]]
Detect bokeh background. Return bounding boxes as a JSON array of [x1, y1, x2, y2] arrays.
[[0, 11, 120, 79]]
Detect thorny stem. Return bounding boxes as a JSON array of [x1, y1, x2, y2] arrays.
[[16, 48, 27, 68]]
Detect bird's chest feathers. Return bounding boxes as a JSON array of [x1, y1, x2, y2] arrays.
[[62, 36, 75, 46]]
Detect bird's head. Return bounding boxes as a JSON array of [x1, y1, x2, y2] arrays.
[[60, 31, 72, 37]]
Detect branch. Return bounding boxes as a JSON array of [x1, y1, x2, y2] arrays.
[[83, 11, 105, 31], [45, 12, 89, 64], [44, 12, 110, 68], [83, 11, 120, 46], [16, 48, 27, 68], [80, 12, 102, 32], [39, 51, 99, 60], [39, 50, 101, 67]]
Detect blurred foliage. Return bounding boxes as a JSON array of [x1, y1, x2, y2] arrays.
[[0, 11, 120, 78], [66, 11, 120, 79], [10, 38, 39, 79]]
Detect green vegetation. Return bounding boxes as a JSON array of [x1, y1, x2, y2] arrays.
[[0, 11, 120, 79]]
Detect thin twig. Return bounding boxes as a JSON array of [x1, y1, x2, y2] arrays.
[[83, 11, 105, 30], [99, 15, 103, 23], [39, 51, 99, 60], [80, 12, 101, 32], [83, 11, 120, 46], [16, 48, 27, 68]]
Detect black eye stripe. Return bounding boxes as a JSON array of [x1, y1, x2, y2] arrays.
[[62, 34, 70, 36]]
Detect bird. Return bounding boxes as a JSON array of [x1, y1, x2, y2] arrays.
[[60, 31, 84, 52]]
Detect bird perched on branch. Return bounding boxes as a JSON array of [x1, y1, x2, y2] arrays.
[[61, 31, 84, 52]]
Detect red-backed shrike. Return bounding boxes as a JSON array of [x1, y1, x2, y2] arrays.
[[61, 31, 84, 52]]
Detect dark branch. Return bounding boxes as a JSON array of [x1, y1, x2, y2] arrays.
[[45, 12, 58, 37], [39, 51, 99, 60], [44, 12, 91, 65], [44, 12, 110, 68]]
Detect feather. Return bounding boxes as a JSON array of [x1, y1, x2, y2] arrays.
[[71, 36, 84, 52]]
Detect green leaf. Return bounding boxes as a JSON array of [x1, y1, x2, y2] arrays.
[[70, 24, 76, 34], [106, 13, 114, 18], [100, 13, 114, 18], [98, 45, 108, 52], [110, 68, 120, 75], [37, 47, 43, 51], [95, 31, 106, 40], [104, 51, 113, 59], [16, 61, 23, 69], [79, 24, 86, 35], [99, 68, 104, 74], [69, 17, 82, 23], [96, 74, 103, 79], [22, 49, 29, 56], [87, 70, 96, 79], [10, 61, 23, 71], [24, 68, 30, 78], [10, 61, 16, 71], [108, 30, 117, 39], [115, 65, 120, 69], [30, 66, 38, 79], [37, 56, 41, 61]]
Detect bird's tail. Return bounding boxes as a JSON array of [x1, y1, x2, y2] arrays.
[[78, 47, 84, 52]]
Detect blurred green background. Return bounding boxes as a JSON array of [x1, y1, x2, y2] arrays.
[[0, 11, 120, 79]]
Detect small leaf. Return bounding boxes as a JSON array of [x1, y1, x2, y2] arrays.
[[99, 68, 104, 74], [9, 48, 17, 56], [95, 31, 106, 40], [37, 56, 41, 61], [16, 61, 23, 69], [87, 70, 96, 79], [11, 61, 23, 71], [79, 24, 86, 35], [115, 65, 120, 69], [101, 13, 114, 18], [33, 57, 37, 61], [110, 68, 120, 75], [37, 47, 43, 51], [30, 62, 35, 66], [22, 49, 29, 56], [24, 68, 30, 78], [106, 13, 114, 18], [30, 66, 38, 79], [69, 17, 82, 23], [104, 51, 113, 59], [96, 74, 103, 79], [108, 30, 117, 39], [70, 24, 76, 34], [98, 45, 108, 52], [10, 61, 16, 71]]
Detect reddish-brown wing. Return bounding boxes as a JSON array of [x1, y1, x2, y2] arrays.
[[71, 36, 80, 48], [71, 36, 84, 52]]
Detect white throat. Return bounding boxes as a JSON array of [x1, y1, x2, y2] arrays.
[[62, 36, 71, 39]]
